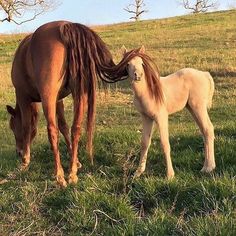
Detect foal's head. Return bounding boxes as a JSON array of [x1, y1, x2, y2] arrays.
[[121, 46, 164, 103], [121, 45, 145, 82]]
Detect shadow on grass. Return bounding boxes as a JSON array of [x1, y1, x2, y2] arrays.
[[215, 127, 236, 139], [1, 127, 235, 185], [142, 132, 235, 178]]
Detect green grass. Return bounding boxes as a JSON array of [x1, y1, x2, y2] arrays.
[[0, 10, 236, 235]]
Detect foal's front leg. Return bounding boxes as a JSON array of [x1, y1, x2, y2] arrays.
[[134, 114, 154, 178], [155, 110, 175, 179]]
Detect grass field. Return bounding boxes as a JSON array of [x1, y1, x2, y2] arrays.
[[0, 10, 236, 235]]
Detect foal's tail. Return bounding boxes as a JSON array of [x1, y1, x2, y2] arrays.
[[206, 72, 215, 109]]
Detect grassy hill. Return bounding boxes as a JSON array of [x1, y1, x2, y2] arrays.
[[0, 10, 236, 235]]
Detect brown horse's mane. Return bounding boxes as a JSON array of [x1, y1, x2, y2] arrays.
[[121, 48, 164, 103]]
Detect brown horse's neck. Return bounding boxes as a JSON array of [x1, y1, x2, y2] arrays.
[[14, 103, 21, 114]]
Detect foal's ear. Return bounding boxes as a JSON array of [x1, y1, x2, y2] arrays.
[[6, 105, 15, 117], [120, 45, 127, 56], [139, 45, 146, 54]]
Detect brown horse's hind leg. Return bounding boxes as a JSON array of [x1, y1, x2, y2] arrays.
[[68, 97, 86, 185], [42, 96, 67, 187], [56, 100, 72, 156], [187, 104, 215, 173]]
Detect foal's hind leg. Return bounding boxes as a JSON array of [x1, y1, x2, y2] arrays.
[[187, 105, 215, 172], [134, 114, 154, 178], [68, 97, 86, 184], [56, 100, 72, 156]]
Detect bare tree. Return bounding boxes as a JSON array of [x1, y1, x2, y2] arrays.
[[0, 0, 60, 25], [179, 0, 219, 13], [124, 0, 148, 21], [228, 1, 236, 9]]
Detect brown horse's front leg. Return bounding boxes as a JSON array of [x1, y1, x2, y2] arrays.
[[18, 100, 33, 170], [68, 98, 85, 184], [56, 100, 72, 156], [42, 98, 67, 187]]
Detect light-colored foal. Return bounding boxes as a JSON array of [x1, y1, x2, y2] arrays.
[[125, 46, 215, 179]]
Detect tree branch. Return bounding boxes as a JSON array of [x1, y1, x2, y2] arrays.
[[0, 0, 60, 24], [179, 0, 219, 13], [124, 0, 148, 21]]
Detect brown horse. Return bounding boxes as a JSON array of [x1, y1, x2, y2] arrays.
[[6, 21, 129, 187]]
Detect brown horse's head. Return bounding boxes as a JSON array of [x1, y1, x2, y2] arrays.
[[6, 105, 23, 157], [6, 104, 38, 158]]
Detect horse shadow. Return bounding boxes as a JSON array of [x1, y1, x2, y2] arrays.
[[2, 125, 235, 184]]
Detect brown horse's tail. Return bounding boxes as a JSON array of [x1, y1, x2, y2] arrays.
[[59, 23, 107, 164]]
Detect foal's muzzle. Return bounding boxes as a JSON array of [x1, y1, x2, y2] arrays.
[[134, 77, 141, 81], [133, 72, 141, 81]]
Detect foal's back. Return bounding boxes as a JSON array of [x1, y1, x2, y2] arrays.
[[160, 68, 214, 114]]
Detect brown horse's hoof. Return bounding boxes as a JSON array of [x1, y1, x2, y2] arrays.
[[77, 161, 82, 169], [56, 176, 67, 188], [68, 174, 78, 185], [19, 163, 29, 171]]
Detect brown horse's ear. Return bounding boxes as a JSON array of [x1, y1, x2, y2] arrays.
[[6, 105, 15, 117], [120, 45, 127, 56], [139, 45, 145, 54]]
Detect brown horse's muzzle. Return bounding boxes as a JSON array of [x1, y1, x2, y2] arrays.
[[16, 149, 23, 158]]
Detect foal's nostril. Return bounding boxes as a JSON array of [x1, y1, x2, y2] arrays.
[[134, 72, 141, 81]]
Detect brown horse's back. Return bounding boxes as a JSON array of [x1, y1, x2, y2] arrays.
[[30, 21, 71, 101], [12, 21, 72, 102]]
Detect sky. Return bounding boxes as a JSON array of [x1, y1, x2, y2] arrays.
[[0, 0, 234, 33]]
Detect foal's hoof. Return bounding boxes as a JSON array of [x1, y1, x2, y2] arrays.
[[201, 165, 215, 173], [167, 173, 175, 180], [68, 174, 78, 185], [133, 169, 144, 179], [56, 176, 67, 188], [166, 170, 175, 180]]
